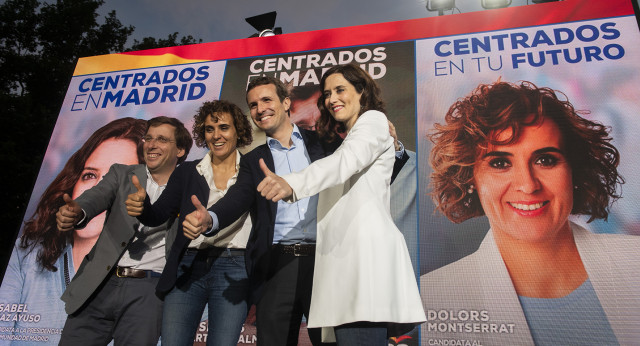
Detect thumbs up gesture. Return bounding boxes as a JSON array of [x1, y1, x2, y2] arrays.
[[125, 175, 146, 216], [183, 195, 213, 240], [256, 158, 293, 202], [56, 194, 83, 232]]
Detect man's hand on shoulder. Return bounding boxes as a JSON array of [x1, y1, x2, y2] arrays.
[[388, 120, 402, 152]]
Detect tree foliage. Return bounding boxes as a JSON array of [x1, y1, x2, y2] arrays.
[[0, 0, 201, 278], [128, 32, 202, 51]]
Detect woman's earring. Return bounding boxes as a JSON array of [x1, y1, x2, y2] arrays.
[[464, 184, 475, 207]]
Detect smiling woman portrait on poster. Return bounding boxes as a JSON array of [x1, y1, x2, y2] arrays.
[[420, 81, 640, 345], [0, 118, 146, 345]]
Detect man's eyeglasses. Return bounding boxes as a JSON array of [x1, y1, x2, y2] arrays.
[[142, 136, 175, 144]]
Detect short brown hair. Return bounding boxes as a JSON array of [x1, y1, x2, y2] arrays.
[[147, 116, 192, 164], [246, 76, 290, 103], [429, 80, 622, 223], [192, 100, 253, 149]]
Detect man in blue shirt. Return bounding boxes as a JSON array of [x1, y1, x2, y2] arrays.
[[178, 76, 407, 345], [179, 76, 329, 345]]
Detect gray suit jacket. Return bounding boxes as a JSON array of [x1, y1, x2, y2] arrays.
[[60, 164, 178, 314]]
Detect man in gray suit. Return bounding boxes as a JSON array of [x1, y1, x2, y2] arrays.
[[55, 116, 192, 345]]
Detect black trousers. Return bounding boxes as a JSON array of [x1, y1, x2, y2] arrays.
[[255, 250, 329, 346]]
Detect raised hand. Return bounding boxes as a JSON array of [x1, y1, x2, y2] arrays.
[[125, 175, 146, 216], [256, 158, 293, 202], [183, 195, 213, 240], [56, 193, 83, 232]]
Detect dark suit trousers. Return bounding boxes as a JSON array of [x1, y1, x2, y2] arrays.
[[59, 273, 163, 346], [255, 249, 325, 346]]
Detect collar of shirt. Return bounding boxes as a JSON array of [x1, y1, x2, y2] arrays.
[[265, 124, 317, 244], [192, 150, 248, 249], [266, 124, 303, 151], [195, 150, 241, 193], [145, 166, 166, 203]]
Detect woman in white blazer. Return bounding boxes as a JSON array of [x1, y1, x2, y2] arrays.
[[257, 63, 425, 345], [422, 80, 639, 345]]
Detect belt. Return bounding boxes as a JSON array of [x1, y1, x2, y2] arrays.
[[115, 266, 161, 278], [274, 243, 316, 256], [185, 247, 245, 257]]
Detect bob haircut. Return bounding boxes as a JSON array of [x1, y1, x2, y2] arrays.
[[192, 100, 253, 149], [429, 80, 622, 223], [316, 63, 385, 141], [147, 116, 193, 164], [20, 117, 147, 271]]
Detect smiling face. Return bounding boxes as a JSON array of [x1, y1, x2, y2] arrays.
[[247, 83, 291, 136], [323, 73, 363, 131], [204, 112, 238, 161], [143, 123, 185, 176], [473, 118, 574, 244], [72, 138, 139, 239]]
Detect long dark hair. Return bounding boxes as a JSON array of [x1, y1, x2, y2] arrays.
[[316, 63, 385, 141], [20, 117, 147, 271]]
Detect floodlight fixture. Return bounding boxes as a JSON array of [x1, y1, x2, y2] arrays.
[[481, 0, 512, 9], [245, 11, 283, 38], [426, 0, 455, 16]]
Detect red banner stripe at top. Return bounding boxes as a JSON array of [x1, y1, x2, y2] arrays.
[[75, 0, 635, 75]]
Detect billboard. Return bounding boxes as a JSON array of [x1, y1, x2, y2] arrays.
[[1, 0, 639, 345], [417, 10, 640, 346]]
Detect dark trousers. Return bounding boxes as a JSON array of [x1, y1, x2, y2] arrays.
[[255, 250, 325, 346], [59, 273, 163, 346], [334, 322, 388, 346]]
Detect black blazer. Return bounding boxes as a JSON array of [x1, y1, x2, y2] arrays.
[[207, 129, 340, 303], [152, 129, 406, 299], [136, 160, 211, 294]]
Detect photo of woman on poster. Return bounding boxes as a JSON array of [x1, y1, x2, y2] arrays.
[[0, 117, 146, 345], [420, 81, 640, 345]]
